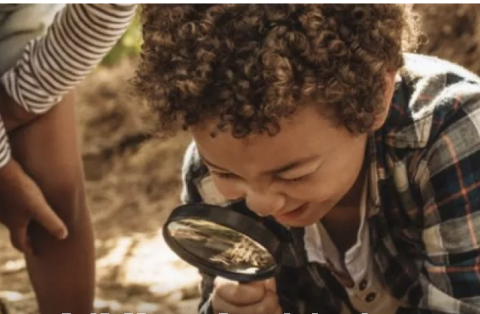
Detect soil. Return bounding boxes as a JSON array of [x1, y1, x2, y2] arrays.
[[1, 4, 480, 314]]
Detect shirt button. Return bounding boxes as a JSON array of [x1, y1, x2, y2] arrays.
[[365, 292, 376, 303], [359, 279, 368, 291]]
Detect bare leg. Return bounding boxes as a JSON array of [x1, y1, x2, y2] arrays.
[[7, 91, 95, 314]]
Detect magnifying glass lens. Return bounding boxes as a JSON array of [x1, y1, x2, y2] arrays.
[[167, 219, 276, 275]]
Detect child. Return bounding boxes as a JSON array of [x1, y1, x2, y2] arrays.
[[135, 4, 480, 314]]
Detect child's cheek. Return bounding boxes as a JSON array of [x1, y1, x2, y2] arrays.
[[212, 177, 245, 200]]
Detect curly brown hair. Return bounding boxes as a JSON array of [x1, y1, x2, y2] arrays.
[[133, 4, 421, 138]]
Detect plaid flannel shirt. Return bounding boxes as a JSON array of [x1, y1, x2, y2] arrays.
[[180, 53, 480, 314]]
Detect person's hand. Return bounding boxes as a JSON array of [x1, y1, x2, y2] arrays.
[[0, 83, 67, 255], [212, 277, 282, 314], [0, 156, 68, 254]]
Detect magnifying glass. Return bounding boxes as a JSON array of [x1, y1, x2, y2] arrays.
[[163, 200, 293, 283]]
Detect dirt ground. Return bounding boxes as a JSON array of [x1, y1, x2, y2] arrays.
[[1, 4, 480, 314]]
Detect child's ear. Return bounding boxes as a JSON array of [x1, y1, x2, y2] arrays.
[[371, 70, 397, 132]]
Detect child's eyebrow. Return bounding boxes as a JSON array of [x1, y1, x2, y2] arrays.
[[262, 155, 321, 175], [199, 153, 321, 175]]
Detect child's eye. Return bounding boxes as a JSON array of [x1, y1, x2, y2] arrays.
[[279, 174, 310, 183], [214, 172, 238, 180]]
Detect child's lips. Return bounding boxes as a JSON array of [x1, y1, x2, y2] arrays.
[[275, 203, 310, 221]]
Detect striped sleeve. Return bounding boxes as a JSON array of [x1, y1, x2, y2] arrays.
[[0, 4, 136, 114], [0, 115, 11, 169], [0, 4, 136, 168]]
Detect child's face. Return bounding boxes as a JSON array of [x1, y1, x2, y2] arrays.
[[191, 105, 369, 227]]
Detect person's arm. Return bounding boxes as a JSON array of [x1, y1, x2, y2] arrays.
[[0, 3, 136, 167], [415, 89, 480, 313]]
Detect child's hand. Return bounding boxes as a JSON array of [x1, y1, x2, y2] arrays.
[[212, 277, 282, 314], [0, 157, 68, 254]]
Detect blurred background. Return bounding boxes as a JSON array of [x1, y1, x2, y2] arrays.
[[1, 4, 480, 314]]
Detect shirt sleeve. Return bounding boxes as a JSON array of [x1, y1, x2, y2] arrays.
[[179, 141, 217, 314], [0, 4, 136, 168], [416, 85, 480, 313], [0, 115, 11, 168]]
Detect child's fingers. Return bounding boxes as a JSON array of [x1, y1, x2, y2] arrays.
[[273, 302, 283, 314], [9, 223, 32, 255], [214, 277, 266, 305], [1, 158, 68, 240], [214, 289, 279, 314], [264, 278, 277, 293], [24, 177, 67, 241], [25, 181, 68, 240], [31, 202, 68, 240]]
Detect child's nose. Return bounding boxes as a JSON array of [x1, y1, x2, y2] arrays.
[[245, 190, 286, 217]]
